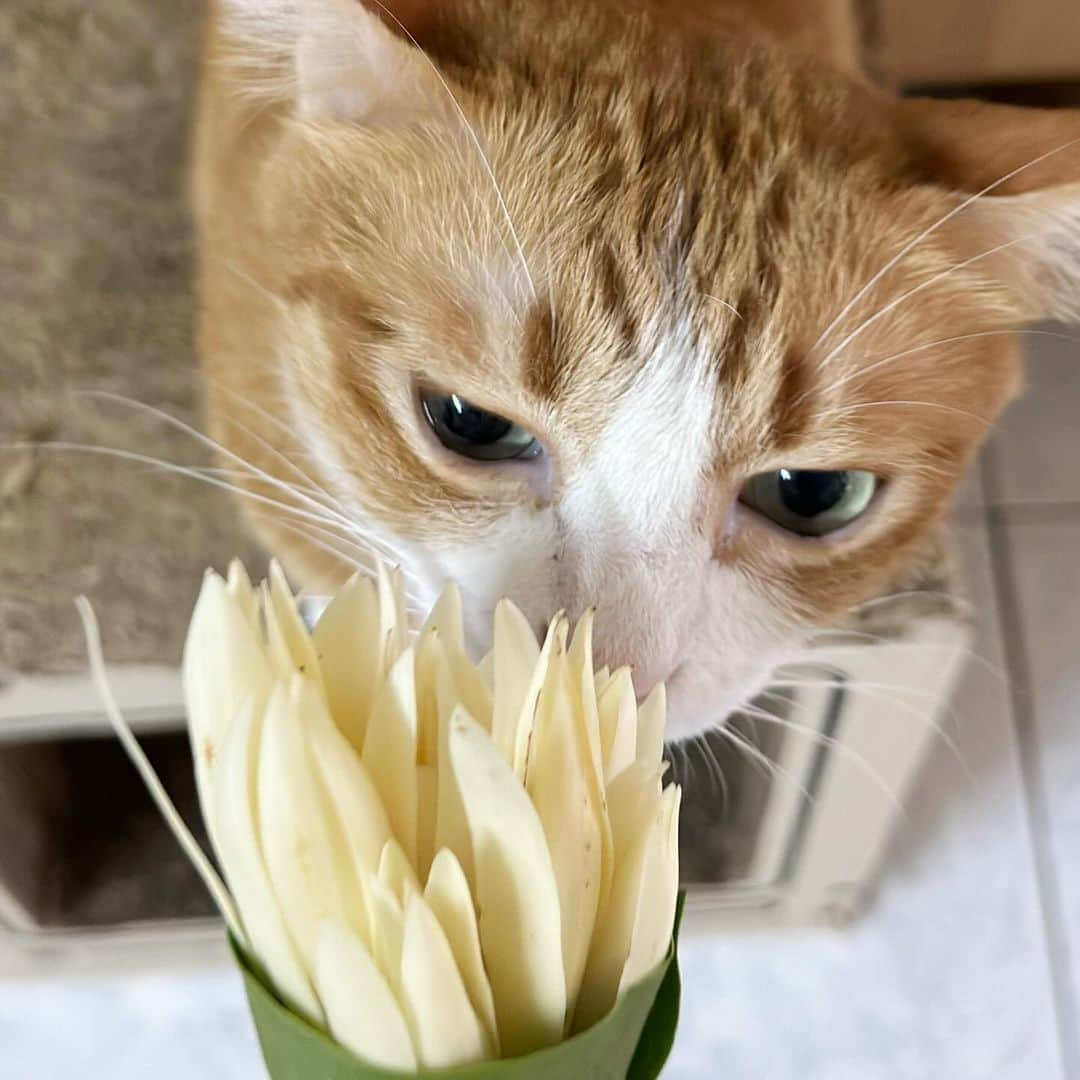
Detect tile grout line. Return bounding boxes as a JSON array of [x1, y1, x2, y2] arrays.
[[981, 445, 1080, 1079]]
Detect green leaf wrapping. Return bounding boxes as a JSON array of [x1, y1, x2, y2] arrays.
[[233, 893, 684, 1080]]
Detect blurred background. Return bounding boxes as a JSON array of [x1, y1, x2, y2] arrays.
[[2, 2, 1078, 1077]]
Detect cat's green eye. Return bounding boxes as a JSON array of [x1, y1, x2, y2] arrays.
[[739, 469, 878, 537], [420, 390, 541, 462]]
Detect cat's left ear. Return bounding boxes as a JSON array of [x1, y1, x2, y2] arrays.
[[222, 0, 446, 125], [896, 97, 1080, 323]]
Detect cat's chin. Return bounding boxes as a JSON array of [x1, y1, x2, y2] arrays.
[[659, 652, 784, 746]]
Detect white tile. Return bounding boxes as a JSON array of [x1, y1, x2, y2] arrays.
[[1007, 517, 1080, 1055], [990, 325, 1080, 506], [668, 524, 1063, 1079], [0, 966, 262, 1079]]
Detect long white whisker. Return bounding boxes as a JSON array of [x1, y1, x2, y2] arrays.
[[9, 441, 432, 604], [810, 136, 1080, 358], [817, 230, 1048, 371], [741, 701, 906, 816], [715, 723, 814, 805], [368, 1, 537, 302], [78, 391, 420, 581], [802, 327, 1078, 407], [765, 678, 969, 775], [816, 399, 992, 425]]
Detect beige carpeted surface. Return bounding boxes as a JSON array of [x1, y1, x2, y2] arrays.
[[1, 2, 262, 681]]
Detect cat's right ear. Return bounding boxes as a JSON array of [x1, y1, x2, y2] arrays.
[[894, 97, 1080, 324], [219, 0, 447, 125]]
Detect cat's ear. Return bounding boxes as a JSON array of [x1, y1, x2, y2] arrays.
[[895, 98, 1080, 322], [221, 0, 446, 124]]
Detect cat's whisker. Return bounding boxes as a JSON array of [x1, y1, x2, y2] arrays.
[[847, 589, 971, 614], [739, 700, 906, 816], [78, 390, 420, 581], [816, 228, 1049, 372], [803, 327, 1080, 407], [816, 399, 993, 425], [809, 136, 1080, 360], [800, 626, 1009, 684], [8, 441, 430, 606], [368, 1, 538, 305], [712, 722, 815, 806], [690, 732, 729, 807], [705, 294, 743, 321], [764, 677, 970, 775], [78, 391, 359, 534], [224, 259, 290, 315]]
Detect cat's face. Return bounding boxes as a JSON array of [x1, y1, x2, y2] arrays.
[[201, 1, 1080, 740]]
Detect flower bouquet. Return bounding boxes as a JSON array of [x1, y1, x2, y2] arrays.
[[79, 560, 683, 1078]]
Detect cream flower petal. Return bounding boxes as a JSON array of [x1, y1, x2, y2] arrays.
[[314, 920, 417, 1071], [420, 581, 465, 653], [257, 681, 348, 974], [312, 574, 380, 754], [399, 893, 489, 1069], [182, 570, 272, 846], [267, 560, 321, 681], [365, 877, 406, 1000], [636, 682, 667, 773], [213, 695, 322, 1023], [574, 761, 662, 1031], [362, 647, 419, 866], [618, 783, 681, 996], [526, 644, 603, 1025], [490, 598, 540, 764], [301, 676, 392, 879], [424, 848, 500, 1056], [597, 667, 638, 784], [449, 706, 566, 1056], [378, 836, 421, 904]]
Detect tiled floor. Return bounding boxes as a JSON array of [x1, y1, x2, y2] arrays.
[[1, 330, 1077, 1078]]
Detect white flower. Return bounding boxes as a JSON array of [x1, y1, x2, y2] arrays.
[[81, 559, 680, 1071]]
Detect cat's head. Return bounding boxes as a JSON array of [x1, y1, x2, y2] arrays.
[[202, 0, 1080, 739]]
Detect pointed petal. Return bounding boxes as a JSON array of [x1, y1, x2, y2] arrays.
[[420, 581, 465, 653], [312, 573, 380, 754], [182, 570, 272, 846], [449, 707, 566, 1056], [267, 560, 321, 681], [399, 894, 489, 1068], [377, 562, 409, 674], [301, 677, 392, 878], [434, 649, 476, 884], [526, 649, 603, 1025], [378, 835, 421, 903], [214, 696, 322, 1023], [315, 920, 417, 1071], [574, 762, 662, 1031], [512, 615, 563, 783], [425, 848, 500, 1056], [366, 877, 406, 998], [225, 560, 259, 629], [598, 667, 638, 784], [362, 647, 419, 866], [618, 784, 681, 995], [490, 599, 540, 764], [636, 682, 667, 772], [257, 682, 347, 974]]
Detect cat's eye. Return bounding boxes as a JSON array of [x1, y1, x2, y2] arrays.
[[420, 390, 541, 462], [739, 469, 878, 537]]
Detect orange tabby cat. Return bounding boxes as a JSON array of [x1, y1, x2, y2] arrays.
[[194, 0, 1080, 739]]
